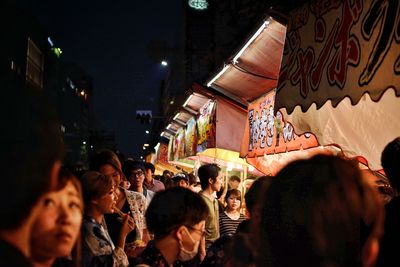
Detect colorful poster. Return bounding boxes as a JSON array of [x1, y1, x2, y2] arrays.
[[185, 117, 197, 157], [173, 128, 185, 161], [197, 100, 216, 153], [240, 90, 318, 158], [157, 142, 169, 164], [168, 136, 174, 162]]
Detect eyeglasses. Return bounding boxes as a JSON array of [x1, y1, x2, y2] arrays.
[[185, 225, 206, 237], [130, 170, 144, 177]]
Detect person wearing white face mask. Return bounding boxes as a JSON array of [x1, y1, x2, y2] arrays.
[[133, 187, 208, 267]]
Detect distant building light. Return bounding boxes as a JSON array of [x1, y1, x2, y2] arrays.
[[82, 141, 86, 145], [90, 145, 94, 149], [144, 143, 149, 147], [80, 90, 85, 96], [142, 147, 146, 150], [145, 130, 150, 134], [188, 0, 208, 10], [161, 60, 168, 66], [47, 37, 54, 47], [60, 125, 66, 133], [51, 47, 62, 58], [170, 100, 174, 105], [140, 156, 144, 159]]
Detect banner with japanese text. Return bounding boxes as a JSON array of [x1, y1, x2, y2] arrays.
[[240, 90, 318, 158], [276, 0, 400, 113], [274, 0, 400, 170]]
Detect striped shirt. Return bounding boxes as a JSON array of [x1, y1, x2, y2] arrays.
[[219, 211, 246, 237]]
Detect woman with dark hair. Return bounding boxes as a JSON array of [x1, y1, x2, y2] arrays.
[[133, 187, 208, 267], [258, 155, 384, 267], [219, 189, 246, 237], [30, 167, 83, 267], [81, 171, 135, 267]]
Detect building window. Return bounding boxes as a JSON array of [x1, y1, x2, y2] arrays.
[[26, 38, 43, 89]]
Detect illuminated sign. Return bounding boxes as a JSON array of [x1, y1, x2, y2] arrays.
[[188, 0, 208, 10]]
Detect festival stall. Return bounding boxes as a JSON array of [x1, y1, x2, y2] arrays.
[[207, 1, 399, 174], [206, 12, 338, 175], [162, 83, 263, 190]]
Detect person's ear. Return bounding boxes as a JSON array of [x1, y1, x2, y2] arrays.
[[49, 160, 61, 190], [362, 237, 379, 267], [208, 177, 213, 185], [175, 225, 187, 241]]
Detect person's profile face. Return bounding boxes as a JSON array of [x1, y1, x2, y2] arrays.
[[99, 164, 122, 198], [96, 184, 117, 214], [212, 171, 223, 192], [31, 181, 83, 260]]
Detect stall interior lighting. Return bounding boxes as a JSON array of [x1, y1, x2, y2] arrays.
[[183, 94, 193, 107], [207, 65, 230, 87], [233, 19, 270, 64], [248, 165, 255, 172]]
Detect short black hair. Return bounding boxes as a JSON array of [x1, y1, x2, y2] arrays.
[[229, 175, 241, 183], [198, 163, 221, 190], [122, 159, 145, 178], [245, 176, 274, 214], [144, 162, 155, 174], [1, 88, 64, 229], [381, 137, 400, 190], [146, 187, 208, 239]]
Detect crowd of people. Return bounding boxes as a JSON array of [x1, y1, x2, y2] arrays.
[[2, 89, 400, 267]]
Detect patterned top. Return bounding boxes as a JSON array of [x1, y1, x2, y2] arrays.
[[219, 211, 246, 237], [82, 217, 129, 267], [133, 240, 185, 267], [124, 189, 147, 241]]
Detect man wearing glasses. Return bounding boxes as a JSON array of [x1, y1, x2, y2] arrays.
[[123, 160, 155, 207]]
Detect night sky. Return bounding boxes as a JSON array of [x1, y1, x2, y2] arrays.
[[19, 0, 182, 158]]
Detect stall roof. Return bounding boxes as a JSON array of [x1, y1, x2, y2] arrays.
[[207, 16, 287, 104]]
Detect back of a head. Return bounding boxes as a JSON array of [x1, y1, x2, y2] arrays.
[[259, 155, 383, 267], [245, 176, 274, 215], [144, 162, 155, 174], [1, 89, 64, 229], [146, 187, 208, 240], [381, 137, 400, 191]]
